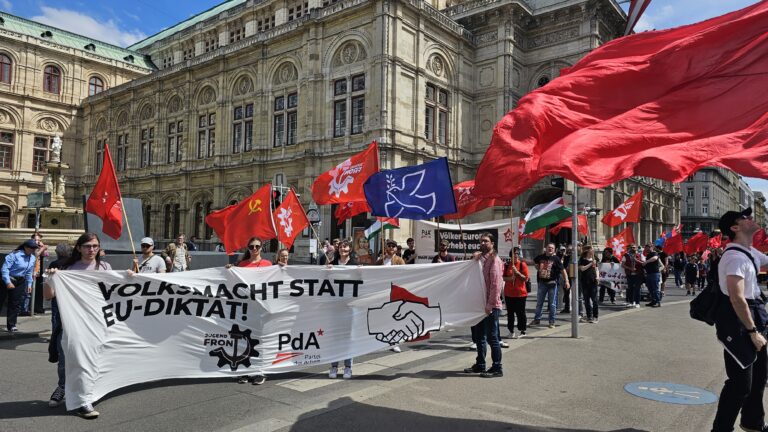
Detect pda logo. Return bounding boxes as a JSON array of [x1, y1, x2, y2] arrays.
[[206, 324, 260, 371], [273, 330, 323, 365]]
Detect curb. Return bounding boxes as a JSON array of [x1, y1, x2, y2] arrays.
[[0, 330, 48, 341]]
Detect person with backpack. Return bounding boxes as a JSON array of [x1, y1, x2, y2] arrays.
[[711, 207, 768, 432]]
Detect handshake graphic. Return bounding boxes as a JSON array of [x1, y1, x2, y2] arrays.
[[367, 300, 442, 345]]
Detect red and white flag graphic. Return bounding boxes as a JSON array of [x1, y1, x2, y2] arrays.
[[602, 190, 643, 227]]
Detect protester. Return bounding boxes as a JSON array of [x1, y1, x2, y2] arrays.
[[131, 237, 166, 273], [656, 245, 669, 298], [44, 232, 111, 419], [377, 240, 405, 352], [685, 255, 699, 296], [579, 246, 599, 323], [403, 238, 416, 264], [531, 243, 569, 328], [598, 247, 619, 304], [318, 244, 336, 266], [503, 247, 528, 338], [621, 244, 643, 308], [25, 231, 48, 315], [173, 234, 192, 271], [224, 237, 269, 385], [642, 244, 662, 307], [697, 256, 707, 292], [275, 248, 289, 267], [329, 239, 356, 379], [47, 243, 71, 271], [432, 240, 456, 263], [1, 239, 38, 332], [186, 235, 199, 251], [162, 243, 177, 272], [711, 208, 768, 432], [558, 246, 572, 314], [672, 251, 686, 289], [463, 232, 504, 378]]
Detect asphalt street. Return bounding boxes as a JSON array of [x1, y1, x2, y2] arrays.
[[0, 288, 735, 431]]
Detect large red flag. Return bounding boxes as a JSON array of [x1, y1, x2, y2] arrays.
[[606, 227, 636, 259], [663, 231, 684, 255], [311, 142, 379, 204], [335, 201, 370, 226], [474, 2, 768, 200], [273, 189, 310, 249], [85, 143, 123, 240], [549, 214, 588, 236], [684, 231, 709, 255], [205, 184, 277, 254], [602, 190, 643, 227], [443, 180, 511, 220]]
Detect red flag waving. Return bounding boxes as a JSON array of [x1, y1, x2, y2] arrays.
[[606, 227, 636, 259], [273, 189, 310, 249], [335, 201, 370, 226], [753, 229, 768, 253], [474, 2, 768, 200], [708, 233, 722, 249], [684, 231, 709, 255], [602, 190, 643, 227], [443, 180, 511, 220], [663, 231, 684, 255], [85, 143, 123, 240], [205, 184, 277, 254], [549, 214, 588, 236], [311, 142, 379, 204]]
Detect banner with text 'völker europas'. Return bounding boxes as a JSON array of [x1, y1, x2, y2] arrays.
[[48, 261, 486, 409]]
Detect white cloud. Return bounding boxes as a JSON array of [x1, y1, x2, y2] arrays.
[[31, 6, 146, 48], [1, 0, 12, 12]]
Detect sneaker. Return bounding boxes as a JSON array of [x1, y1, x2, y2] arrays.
[[76, 404, 99, 419], [739, 423, 768, 432], [518, 332, 526, 339], [237, 375, 250, 384], [625, 302, 634, 308], [500, 341, 509, 348], [645, 302, 656, 307], [469, 342, 477, 350], [611, 300, 616, 305], [591, 318, 599, 323], [390, 346, 401, 353], [329, 367, 338, 379], [48, 386, 65, 408], [634, 304, 640, 308], [579, 317, 588, 323], [480, 368, 503, 378], [463, 364, 486, 373], [529, 319, 540, 326], [7, 326, 17, 333], [343, 367, 352, 379], [251, 375, 266, 385], [510, 332, 519, 339], [548, 323, 556, 329], [651, 303, 661, 308]]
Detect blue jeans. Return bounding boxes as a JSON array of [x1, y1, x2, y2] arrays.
[[51, 298, 65, 389], [673, 269, 683, 288], [534, 281, 558, 323], [331, 359, 352, 368], [470, 309, 502, 370], [646, 272, 661, 304]]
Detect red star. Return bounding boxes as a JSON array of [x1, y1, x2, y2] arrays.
[[316, 328, 324, 336], [504, 228, 514, 243]]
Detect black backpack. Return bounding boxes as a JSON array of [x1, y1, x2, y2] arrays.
[[690, 247, 759, 326]]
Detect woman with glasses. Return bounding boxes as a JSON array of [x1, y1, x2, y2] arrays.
[[226, 237, 270, 385], [275, 248, 289, 267], [44, 232, 111, 419], [328, 239, 357, 378]]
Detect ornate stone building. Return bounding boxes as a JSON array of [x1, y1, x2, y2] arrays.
[[0, 0, 681, 257]]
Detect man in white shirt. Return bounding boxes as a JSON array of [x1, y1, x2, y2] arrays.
[[134, 237, 166, 273], [173, 234, 191, 272], [712, 207, 768, 432]]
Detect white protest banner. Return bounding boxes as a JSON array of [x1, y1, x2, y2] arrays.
[[49, 261, 486, 409], [413, 218, 513, 263], [598, 263, 627, 292]]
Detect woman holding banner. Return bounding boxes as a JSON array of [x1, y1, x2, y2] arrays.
[[44, 232, 112, 419], [579, 246, 599, 323], [329, 239, 356, 379]]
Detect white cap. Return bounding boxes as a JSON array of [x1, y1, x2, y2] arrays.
[[140, 237, 154, 246]]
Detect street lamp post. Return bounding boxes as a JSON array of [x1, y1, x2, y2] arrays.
[[584, 205, 602, 245]]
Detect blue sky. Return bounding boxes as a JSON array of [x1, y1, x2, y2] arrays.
[[2, 0, 766, 194]]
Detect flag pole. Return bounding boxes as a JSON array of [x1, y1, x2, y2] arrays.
[[120, 200, 138, 271], [571, 184, 579, 338], [458, 219, 467, 259]]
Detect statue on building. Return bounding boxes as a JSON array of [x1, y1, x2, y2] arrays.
[[51, 133, 62, 162], [55, 172, 66, 198], [44, 173, 53, 193]]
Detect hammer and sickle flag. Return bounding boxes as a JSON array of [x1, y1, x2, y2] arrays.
[[205, 184, 277, 254]]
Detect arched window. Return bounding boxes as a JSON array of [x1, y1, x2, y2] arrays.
[[0, 54, 11, 84], [88, 76, 104, 96], [43, 65, 61, 94], [0, 204, 10, 228]]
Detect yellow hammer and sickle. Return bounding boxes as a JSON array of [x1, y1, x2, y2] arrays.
[[248, 199, 263, 215]]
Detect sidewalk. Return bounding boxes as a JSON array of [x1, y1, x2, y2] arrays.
[[0, 312, 52, 341]]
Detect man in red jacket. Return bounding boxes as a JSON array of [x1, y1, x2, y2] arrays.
[[462, 232, 504, 378]]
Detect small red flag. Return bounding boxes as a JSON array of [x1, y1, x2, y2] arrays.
[[663, 231, 684, 255], [606, 227, 636, 259], [443, 180, 511, 220], [85, 143, 123, 240], [549, 214, 588, 236], [527, 227, 546, 240], [684, 231, 709, 255], [335, 201, 370, 226], [753, 229, 768, 252], [205, 184, 277, 254], [273, 189, 310, 249], [602, 190, 643, 227], [708, 233, 722, 249], [311, 142, 379, 205]]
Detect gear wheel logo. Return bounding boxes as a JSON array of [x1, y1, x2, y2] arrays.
[[208, 325, 260, 371]]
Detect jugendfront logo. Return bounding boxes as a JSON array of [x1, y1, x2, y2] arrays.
[[206, 324, 260, 371]]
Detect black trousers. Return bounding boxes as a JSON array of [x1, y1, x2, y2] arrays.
[[0, 276, 25, 329], [712, 346, 767, 431], [599, 284, 616, 302], [504, 296, 527, 333]]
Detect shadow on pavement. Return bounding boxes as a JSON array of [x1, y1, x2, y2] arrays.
[[288, 396, 649, 432], [0, 400, 69, 419]]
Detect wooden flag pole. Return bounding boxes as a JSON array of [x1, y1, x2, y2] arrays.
[[119, 199, 138, 271]]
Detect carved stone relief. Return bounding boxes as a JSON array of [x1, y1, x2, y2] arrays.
[[332, 41, 367, 67], [528, 27, 579, 49], [95, 117, 107, 133], [426, 54, 446, 78], [167, 96, 182, 114], [478, 66, 494, 88], [0, 110, 8, 125], [38, 117, 60, 133], [273, 63, 297, 85], [140, 104, 154, 121], [199, 86, 216, 105], [233, 76, 253, 96], [116, 111, 129, 127]]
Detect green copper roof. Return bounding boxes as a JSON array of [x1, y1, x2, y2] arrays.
[[0, 11, 155, 70], [128, 0, 248, 51]]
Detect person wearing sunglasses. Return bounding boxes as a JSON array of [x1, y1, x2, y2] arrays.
[[130, 237, 166, 274], [227, 237, 272, 268]]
